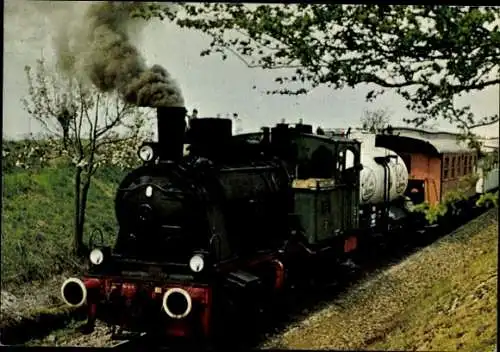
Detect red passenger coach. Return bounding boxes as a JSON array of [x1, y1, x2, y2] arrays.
[[376, 128, 477, 206]]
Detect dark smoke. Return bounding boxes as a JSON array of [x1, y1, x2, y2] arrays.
[[55, 1, 184, 107]]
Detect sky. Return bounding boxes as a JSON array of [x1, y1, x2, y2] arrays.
[[3, 1, 499, 140]]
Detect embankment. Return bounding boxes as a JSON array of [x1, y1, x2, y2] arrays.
[[264, 209, 498, 351]]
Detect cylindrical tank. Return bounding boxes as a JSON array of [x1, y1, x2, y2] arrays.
[[358, 156, 408, 204], [347, 132, 409, 204]]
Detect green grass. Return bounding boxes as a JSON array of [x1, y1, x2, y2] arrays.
[[1, 164, 127, 286], [370, 219, 498, 351]]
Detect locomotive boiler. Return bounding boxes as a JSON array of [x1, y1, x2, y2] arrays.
[[114, 108, 291, 262]]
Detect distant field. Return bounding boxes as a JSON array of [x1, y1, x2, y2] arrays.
[[1, 164, 126, 287], [264, 209, 498, 351]]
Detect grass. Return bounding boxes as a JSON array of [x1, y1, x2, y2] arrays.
[[370, 217, 498, 351], [1, 162, 127, 287], [264, 209, 498, 351]]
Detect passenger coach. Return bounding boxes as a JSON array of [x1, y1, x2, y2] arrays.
[[375, 127, 478, 206]]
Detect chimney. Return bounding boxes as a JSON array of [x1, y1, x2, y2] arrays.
[[156, 107, 187, 161]]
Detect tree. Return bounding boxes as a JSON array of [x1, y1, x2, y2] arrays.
[[361, 107, 392, 132], [136, 4, 499, 139], [22, 59, 152, 256]]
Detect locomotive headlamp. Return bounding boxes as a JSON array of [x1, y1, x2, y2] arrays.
[[138, 145, 154, 162], [189, 254, 204, 273], [89, 248, 104, 265]]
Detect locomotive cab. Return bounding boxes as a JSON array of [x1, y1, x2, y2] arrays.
[[290, 134, 361, 248]]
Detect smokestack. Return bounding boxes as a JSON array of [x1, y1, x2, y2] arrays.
[[156, 107, 187, 161]]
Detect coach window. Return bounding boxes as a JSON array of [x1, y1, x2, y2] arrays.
[[451, 156, 456, 178], [464, 155, 469, 175], [443, 156, 449, 179]]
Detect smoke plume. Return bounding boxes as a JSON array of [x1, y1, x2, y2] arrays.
[[53, 1, 184, 107]]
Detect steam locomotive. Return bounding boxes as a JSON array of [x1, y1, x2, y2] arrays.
[[60, 107, 498, 341]]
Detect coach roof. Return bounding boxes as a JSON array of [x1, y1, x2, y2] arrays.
[[376, 127, 473, 155]]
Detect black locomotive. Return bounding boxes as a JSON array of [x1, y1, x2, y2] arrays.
[[58, 106, 391, 340]]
